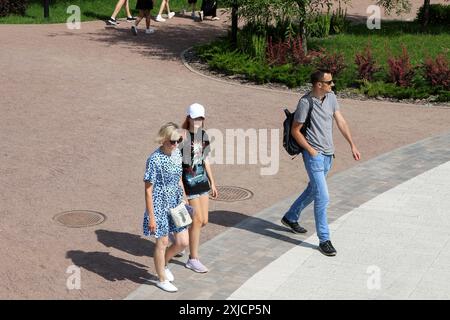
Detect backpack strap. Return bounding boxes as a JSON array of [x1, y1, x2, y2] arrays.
[[304, 94, 314, 128]]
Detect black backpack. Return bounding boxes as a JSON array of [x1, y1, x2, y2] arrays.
[[283, 96, 314, 156]]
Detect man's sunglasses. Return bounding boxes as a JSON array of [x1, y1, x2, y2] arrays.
[[321, 80, 334, 85], [170, 137, 183, 145]]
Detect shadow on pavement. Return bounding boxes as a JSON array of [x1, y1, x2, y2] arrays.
[[209, 210, 317, 249], [96, 230, 154, 257], [47, 19, 227, 61], [66, 250, 156, 284]]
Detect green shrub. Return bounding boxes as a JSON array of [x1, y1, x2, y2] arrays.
[[0, 0, 27, 17], [416, 4, 450, 26], [307, 13, 331, 38], [330, 6, 349, 35]]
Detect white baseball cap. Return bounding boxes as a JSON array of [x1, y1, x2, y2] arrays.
[[186, 103, 205, 119]]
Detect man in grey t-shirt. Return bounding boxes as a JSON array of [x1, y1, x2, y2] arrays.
[[281, 69, 361, 256]]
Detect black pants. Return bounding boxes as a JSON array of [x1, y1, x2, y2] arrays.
[[201, 0, 217, 17]]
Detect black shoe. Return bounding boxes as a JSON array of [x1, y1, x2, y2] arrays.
[[281, 217, 307, 234], [319, 240, 337, 256], [127, 16, 137, 22]]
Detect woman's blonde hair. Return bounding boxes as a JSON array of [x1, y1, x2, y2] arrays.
[[156, 122, 181, 144]]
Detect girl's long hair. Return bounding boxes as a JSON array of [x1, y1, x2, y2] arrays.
[[181, 116, 205, 131]]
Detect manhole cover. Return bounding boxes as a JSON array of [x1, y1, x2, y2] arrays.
[[210, 186, 253, 202], [53, 210, 106, 228]]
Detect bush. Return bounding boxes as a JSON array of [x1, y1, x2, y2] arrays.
[[307, 13, 331, 38], [416, 4, 450, 26], [0, 0, 27, 17], [266, 35, 314, 67], [422, 54, 450, 90], [387, 46, 415, 87], [355, 44, 381, 81], [314, 49, 346, 77], [330, 6, 349, 35]]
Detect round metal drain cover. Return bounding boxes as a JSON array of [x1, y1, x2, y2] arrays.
[[53, 210, 106, 228], [210, 186, 253, 202]]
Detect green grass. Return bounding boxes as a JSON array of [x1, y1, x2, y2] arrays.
[[195, 21, 450, 101], [0, 0, 192, 24], [309, 21, 450, 69]]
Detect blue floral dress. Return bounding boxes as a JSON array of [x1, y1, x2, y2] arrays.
[[143, 148, 186, 238]]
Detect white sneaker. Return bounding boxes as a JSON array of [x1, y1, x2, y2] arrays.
[[164, 267, 174, 282], [156, 280, 178, 292], [155, 15, 166, 22], [145, 28, 155, 34], [168, 11, 175, 19], [199, 11, 204, 21], [131, 25, 138, 35]]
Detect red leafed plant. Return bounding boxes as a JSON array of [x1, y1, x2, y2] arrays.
[[355, 44, 380, 81], [314, 48, 346, 76], [290, 35, 313, 65], [266, 37, 289, 66], [423, 54, 450, 90], [387, 46, 415, 87], [266, 35, 314, 66]]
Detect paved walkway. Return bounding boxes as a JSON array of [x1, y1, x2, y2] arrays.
[[1, 2, 450, 299], [127, 132, 450, 299]]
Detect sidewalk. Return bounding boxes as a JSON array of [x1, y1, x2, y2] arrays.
[[127, 132, 450, 300], [1, 10, 450, 299]]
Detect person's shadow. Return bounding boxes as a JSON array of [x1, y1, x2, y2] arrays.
[[95, 230, 154, 257], [94, 229, 185, 267], [66, 250, 157, 284], [208, 210, 317, 249]]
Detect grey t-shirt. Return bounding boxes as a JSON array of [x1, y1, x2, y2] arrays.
[[293, 91, 340, 155]]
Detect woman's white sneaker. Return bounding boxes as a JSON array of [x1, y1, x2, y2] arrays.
[[155, 15, 166, 22], [164, 267, 175, 282], [156, 280, 178, 292], [168, 12, 175, 19]]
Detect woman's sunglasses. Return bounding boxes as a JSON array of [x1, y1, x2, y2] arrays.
[[170, 137, 183, 145]]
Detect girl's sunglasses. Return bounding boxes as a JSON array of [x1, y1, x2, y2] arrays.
[[170, 137, 183, 145]]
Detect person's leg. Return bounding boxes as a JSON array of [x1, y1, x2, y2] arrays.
[[283, 182, 315, 222], [144, 10, 150, 29], [283, 151, 315, 223], [198, 194, 209, 227], [158, 0, 167, 16], [165, 230, 189, 264], [154, 236, 169, 281], [166, 0, 175, 18], [125, 0, 132, 18], [303, 153, 331, 243], [135, 10, 144, 26], [111, 0, 127, 19], [187, 197, 203, 259]]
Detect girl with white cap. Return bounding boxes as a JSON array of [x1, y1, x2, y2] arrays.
[[180, 103, 218, 273]]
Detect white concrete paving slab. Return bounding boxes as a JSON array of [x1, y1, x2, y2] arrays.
[[229, 161, 450, 300]]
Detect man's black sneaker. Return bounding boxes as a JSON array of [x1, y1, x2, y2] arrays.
[[319, 240, 337, 256], [281, 217, 307, 234]]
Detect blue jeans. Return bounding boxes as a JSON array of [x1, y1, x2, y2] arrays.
[[283, 151, 333, 243]]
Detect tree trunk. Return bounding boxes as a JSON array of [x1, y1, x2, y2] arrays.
[[297, 0, 308, 54], [231, 1, 238, 47], [422, 0, 430, 29]]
